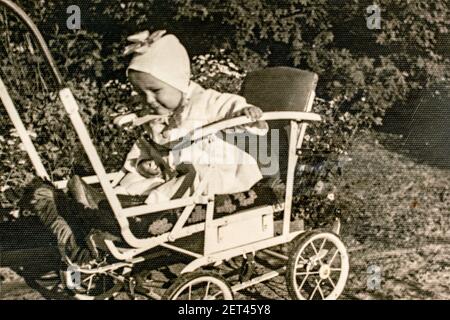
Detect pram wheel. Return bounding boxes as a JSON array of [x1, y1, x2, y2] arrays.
[[70, 272, 123, 300], [162, 271, 233, 300], [65, 262, 125, 300], [285, 231, 349, 300]]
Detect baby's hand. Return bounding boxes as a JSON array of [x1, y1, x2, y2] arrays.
[[238, 106, 263, 121]]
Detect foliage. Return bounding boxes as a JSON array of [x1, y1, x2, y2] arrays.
[[1, 0, 449, 223]]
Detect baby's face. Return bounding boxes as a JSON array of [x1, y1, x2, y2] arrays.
[[128, 70, 183, 115]]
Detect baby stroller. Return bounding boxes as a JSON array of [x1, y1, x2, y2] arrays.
[[0, 0, 349, 300]]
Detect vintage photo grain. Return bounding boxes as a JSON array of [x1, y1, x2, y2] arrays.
[[0, 0, 449, 301]]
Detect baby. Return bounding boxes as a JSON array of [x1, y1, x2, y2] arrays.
[[119, 30, 268, 204]]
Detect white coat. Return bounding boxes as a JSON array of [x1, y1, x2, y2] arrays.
[[119, 81, 268, 204]]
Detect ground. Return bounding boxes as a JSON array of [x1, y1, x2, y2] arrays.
[[1, 131, 449, 300], [337, 132, 450, 300]]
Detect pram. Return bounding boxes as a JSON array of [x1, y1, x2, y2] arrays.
[[0, 0, 349, 300]]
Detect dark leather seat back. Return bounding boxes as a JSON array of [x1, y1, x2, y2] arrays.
[[240, 67, 318, 112], [239, 67, 319, 180]]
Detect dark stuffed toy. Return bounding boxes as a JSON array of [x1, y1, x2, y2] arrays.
[[19, 177, 100, 265]]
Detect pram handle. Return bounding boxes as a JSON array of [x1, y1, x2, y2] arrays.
[[0, 0, 64, 88], [113, 113, 168, 128], [170, 111, 322, 143]]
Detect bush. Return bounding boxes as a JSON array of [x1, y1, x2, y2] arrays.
[[0, 78, 140, 205], [1, 0, 449, 223], [0, 42, 246, 208]]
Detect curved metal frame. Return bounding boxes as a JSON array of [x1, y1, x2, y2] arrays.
[[0, 0, 65, 180], [0, 0, 324, 268], [0, 0, 351, 301], [0, 0, 64, 88]]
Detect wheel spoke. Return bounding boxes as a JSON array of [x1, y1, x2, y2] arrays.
[[296, 264, 307, 269], [297, 271, 310, 292], [318, 238, 329, 264], [82, 274, 95, 284], [316, 280, 325, 300], [296, 271, 320, 276], [297, 254, 308, 264], [330, 268, 341, 272], [297, 269, 322, 294], [328, 248, 340, 265], [327, 277, 336, 289], [203, 281, 211, 300], [87, 276, 94, 293], [309, 280, 320, 300], [310, 241, 319, 255], [309, 241, 324, 266], [319, 238, 327, 253]]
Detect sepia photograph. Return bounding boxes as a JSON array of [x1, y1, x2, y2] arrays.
[[0, 0, 449, 302]]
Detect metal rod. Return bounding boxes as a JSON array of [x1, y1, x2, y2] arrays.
[[231, 266, 286, 293], [283, 121, 299, 235], [262, 249, 289, 261], [0, 76, 50, 180], [160, 242, 202, 258], [74, 259, 144, 275], [59, 89, 128, 230], [0, 0, 64, 88], [53, 172, 124, 189]]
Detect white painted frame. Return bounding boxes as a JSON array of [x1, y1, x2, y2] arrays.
[[1, 77, 320, 272]]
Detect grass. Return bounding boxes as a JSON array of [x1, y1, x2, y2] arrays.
[[337, 131, 450, 299], [1, 130, 449, 299], [339, 131, 449, 249]]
